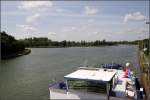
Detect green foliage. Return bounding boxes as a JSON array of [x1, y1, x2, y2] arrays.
[[143, 64, 149, 73], [21, 38, 120, 47], [1, 31, 25, 58], [20, 37, 50, 47], [139, 38, 149, 55], [1, 31, 142, 50]]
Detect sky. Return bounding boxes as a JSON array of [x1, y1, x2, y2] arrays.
[[1, 1, 149, 41]]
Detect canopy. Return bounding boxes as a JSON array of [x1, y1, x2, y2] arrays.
[[64, 68, 116, 83]]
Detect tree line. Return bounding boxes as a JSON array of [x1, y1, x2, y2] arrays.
[[2, 31, 148, 57], [1, 31, 138, 49], [1, 31, 25, 58], [20, 37, 119, 47], [1, 31, 149, 59], [19, 37, 137, 48]]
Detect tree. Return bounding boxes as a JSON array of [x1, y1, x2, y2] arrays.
[[1, 31, 25, 58]]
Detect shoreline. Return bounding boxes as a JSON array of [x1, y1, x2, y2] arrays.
[[1, 49, 31, 60], [138, 50, 150, 99], [25, 44, 136, 48]]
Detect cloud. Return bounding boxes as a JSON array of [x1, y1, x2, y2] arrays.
[[18, 1, 53, 11], [112, 24, 149, 38], [84, 6, 98, 15], [126, 27, 149, 34], [93, 32, 99, 35], [71, 27, 76, 30], [26, 13, 41, 23], [18, 1, 53, 24], [62, 26, 77, 32], [55, 8, 64, 13], [48, 32, 57, 35], [16, 24, 37, 32], [88, 19, 95, 23], [124, 12, 146, 22]]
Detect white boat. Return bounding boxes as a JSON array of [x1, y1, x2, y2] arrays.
[[49, 66, 142, 100]]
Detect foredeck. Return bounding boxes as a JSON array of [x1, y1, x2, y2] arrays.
[[49, 88, 127, 100]]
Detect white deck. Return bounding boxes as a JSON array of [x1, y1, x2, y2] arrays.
[[64, 68, 116, 82], [49, 89, 127, 100], [113, 70, 135, 98], [113, 70, 127, 97]]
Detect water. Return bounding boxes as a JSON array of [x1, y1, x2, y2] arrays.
[[0, 45, 139, 100]]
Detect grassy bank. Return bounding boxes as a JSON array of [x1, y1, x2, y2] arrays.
[[1, 49, 31, 60]]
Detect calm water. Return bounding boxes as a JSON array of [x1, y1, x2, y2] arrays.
[[0, 45, 139, 100]]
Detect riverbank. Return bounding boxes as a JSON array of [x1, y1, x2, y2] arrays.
[[139, 50, 150, 99], [25, 45, 117, 48], [25, 44, 135, 48], [1, 49, 31, 60]]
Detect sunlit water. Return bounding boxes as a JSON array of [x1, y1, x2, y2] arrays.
[[0, 45, 139, 100]]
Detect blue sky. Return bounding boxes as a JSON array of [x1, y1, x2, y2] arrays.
[[1, 1, 149, 41]]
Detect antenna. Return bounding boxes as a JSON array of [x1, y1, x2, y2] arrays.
[[111, 60, 114, 69], [83, 59, 88, 67]]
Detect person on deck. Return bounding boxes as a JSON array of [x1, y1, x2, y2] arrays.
[[124, 62, 132, 78]]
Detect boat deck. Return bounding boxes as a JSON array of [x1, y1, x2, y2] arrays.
[[49, 68, 136, 99], [49, 88, 127, 100]]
